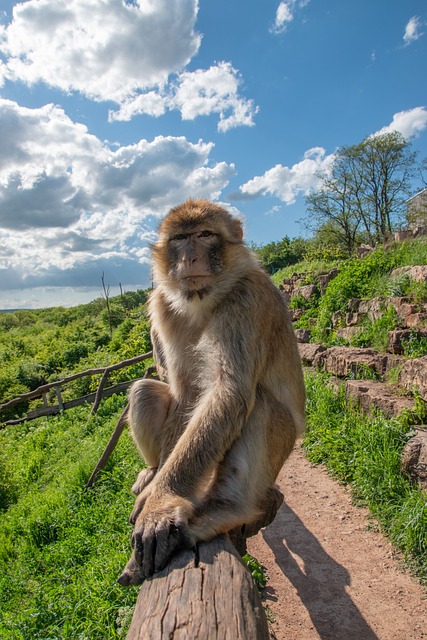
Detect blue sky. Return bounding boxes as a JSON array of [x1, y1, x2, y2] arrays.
[[0, 0, 426, 309]]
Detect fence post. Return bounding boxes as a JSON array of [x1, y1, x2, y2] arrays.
[[53, 386, 64, 412]]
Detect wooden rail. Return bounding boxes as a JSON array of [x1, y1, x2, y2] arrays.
[[125, 535, 270, 640], [0, 352, 153, 427]]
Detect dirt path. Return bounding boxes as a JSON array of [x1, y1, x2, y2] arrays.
[[247, 443, 427, 640]]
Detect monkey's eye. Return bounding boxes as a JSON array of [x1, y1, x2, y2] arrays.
[[198, 230, 215, 238], [170, 233, 188, 241]]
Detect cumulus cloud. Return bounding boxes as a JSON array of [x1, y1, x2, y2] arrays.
[[271, 0, 310, 34], [0, 0, 257, 131], [171, 62, 258, 132], [235, 147, 334, 204], [0, 0, 201, 101], [374, 107, 427, 139], [403, 16, 424, 45], [0, 99, 236, 292]]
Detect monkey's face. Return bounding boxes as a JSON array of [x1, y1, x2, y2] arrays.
[[166, 228, 225, 299], [152, 200, 244, 304]]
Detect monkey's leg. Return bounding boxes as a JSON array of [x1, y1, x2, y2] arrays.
[[189, 390, 296, 541], [128, 378, 188, 517], [128, 378, 172, 494]]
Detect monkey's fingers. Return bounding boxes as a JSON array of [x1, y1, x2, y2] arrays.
[[117, 548, 146, 586], [141, 522, 156, 577], [131, 467, 157, 495], [129, 493, 148, 524]]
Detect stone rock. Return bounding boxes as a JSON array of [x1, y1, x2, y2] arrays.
[[335, 327, 362, 342], [384, 354, 407, 376], [398, 356, 427, 402], [294, 328, 311, 343], [346, 380, 416, 419], [358, 298, 386, 323], [345, 312, 360, 326], [401, 427, 427, 490], [298, 343, 327, 366], [405, 312, 427, 328], [357, 244, 374, 258], [292, 284, 317, 301], [291, 308, 305, 322], [332, 310, 344, 328], [387, 329, 427, 355], [389, 297, 418, 319], [313, 346, 387, 378], [348, 298, 361, 312], [318, 268, 340, 293], [391, 265, 427, 283], [394, 230, 413, 242]]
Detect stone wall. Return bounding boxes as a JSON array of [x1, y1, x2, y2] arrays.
[[280, 265, 427, 489]]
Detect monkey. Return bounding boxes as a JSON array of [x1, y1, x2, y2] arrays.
[[118, 199, 305, 586]]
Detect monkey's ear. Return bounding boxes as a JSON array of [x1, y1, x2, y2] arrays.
[[231, 218, 244, 242]]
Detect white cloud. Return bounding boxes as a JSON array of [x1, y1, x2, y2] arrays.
[[0, 99, 236, 293], [403, 16, 424, 45], [238, 147, 334, 204], [171, 62, 258, 132], [375, 107, 427, 139], [0, 0, 257, 131], [271, 0, 310, 34], [0, 0, 201, 102], [109, 62, 258, 131]]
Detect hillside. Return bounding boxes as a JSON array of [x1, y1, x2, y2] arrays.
[[0, 236, 426, 638]]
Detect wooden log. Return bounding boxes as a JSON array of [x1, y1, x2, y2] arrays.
[[125, 535, 270, 640]]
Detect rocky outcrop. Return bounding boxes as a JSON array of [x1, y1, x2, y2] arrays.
[[287, 263, 427, 488], [390, 265, 427, 283], [297, 343, 327, 366], [346, 379, 416, 419], [294, 328, 311, 343], [279, 269, 339, 301], [313, 347, 387, 378], [388, 329, 427, 355], [398, 356, 427, 402], [401, 427, 427, 489]]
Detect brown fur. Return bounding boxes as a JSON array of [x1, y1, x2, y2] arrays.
[[118, 199, 305, 585]]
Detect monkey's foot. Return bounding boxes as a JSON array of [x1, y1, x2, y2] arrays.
[[131, 467, 157, 495]]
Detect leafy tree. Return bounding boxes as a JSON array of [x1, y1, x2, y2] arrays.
[[305, 132, 417, 248], [305, 155, 363, 255], [252, 236, 308, 273]]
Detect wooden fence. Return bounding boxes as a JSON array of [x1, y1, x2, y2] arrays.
[[0, 351, 153, 428]]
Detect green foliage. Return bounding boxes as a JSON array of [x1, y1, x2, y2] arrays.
[[0, 289, 151, 407], [0, 398, 141, 639], [351, 306, 399, 352], [252, 236, 308, 274], [303, 372, 427, 579], [242, 554, 268, 593], [401, 333, 427, 359], [271, 258, 341, 288]]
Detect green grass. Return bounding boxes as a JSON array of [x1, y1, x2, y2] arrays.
[[303, 372, 427, 581], [0, 396, 141, 639], [1, 363, 426, 636]]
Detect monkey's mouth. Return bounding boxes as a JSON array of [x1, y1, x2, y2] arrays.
[[182, 275, 213, 288]]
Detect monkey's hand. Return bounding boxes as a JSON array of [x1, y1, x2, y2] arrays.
[[131, 494, 196, 577]]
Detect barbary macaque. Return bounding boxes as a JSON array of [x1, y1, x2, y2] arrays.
[[118, 199, 305, 585]]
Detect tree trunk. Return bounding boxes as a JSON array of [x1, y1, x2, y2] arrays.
[[125, 535, 270, 640]]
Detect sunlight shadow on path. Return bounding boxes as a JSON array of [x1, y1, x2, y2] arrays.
[[263, 502, 379, 640]]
